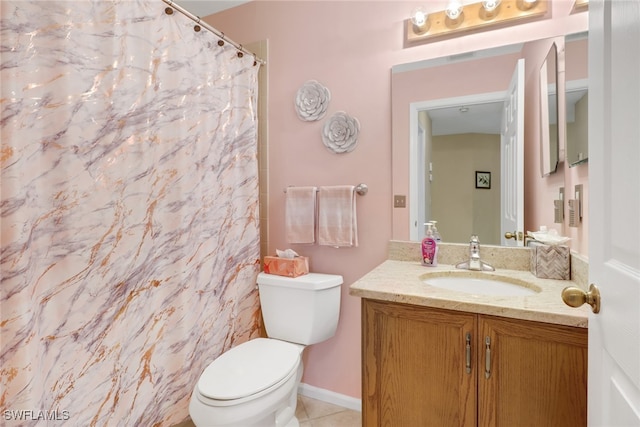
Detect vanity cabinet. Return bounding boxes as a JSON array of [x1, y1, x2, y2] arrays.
[[362, 299, 587, 427]]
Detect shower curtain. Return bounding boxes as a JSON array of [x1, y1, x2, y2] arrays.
[[1, 1, 261, 425]]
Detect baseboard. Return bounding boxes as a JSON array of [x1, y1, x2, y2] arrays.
[[297, 383, 362, 412]]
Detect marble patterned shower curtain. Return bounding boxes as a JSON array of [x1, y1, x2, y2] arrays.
[[1, 1, 261, 425]]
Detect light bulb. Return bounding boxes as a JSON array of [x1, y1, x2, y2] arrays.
[[482, 0, 501, 12], [411, 7, 428, 28], [445, 1, 463, 20]]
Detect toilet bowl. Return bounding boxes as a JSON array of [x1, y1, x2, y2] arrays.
[[189, 338, 304, 427], [189, 272, 343, 427]]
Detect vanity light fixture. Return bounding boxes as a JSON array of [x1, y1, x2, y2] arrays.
[[482, 0, 501, 12], [571, 0, 589, 13], [410, 7, 429, 33], [519, 0, 539, 10], [445, 0, 464, 21], [406, 0, 548, 44]]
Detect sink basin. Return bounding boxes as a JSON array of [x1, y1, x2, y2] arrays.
[[422, 274, 540, 296]]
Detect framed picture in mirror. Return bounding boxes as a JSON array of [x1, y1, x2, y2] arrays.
[[476, 171, 491, 189]]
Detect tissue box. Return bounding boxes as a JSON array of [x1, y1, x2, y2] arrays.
[[263, 256, 309, 277], [530, 242, 570, 280]]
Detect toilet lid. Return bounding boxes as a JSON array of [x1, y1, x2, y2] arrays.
[[197, 338, 301, 400]]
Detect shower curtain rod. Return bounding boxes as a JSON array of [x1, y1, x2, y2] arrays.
[[162, 0, 266, 65]]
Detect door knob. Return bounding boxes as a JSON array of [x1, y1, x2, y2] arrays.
[[561, 284, 600, 313], [504, 231, 523, 241]]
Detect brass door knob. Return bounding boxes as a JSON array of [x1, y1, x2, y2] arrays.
[[561, 284, 601, 313], [504, 231, 523, 241]]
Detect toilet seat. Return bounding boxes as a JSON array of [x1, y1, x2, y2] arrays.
[[196, 338, 301, 407]]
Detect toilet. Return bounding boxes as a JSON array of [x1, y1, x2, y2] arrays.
[[189, 272, 343, 427]]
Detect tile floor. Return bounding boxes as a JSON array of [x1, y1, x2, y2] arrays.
[[296, 394, 361, 427], [173, 394, 361, 427]]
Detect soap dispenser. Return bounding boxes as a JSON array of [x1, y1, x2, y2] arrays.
[[421, 223, 438, 267], [430, 220, 442, 242]]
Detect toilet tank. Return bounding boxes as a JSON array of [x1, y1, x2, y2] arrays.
[[257, 272, 342, 345]]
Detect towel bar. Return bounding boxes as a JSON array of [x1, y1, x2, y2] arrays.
[[283, 183, 368, 196]]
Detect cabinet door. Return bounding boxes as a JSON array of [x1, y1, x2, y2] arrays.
[[363, 300, 476, 427], [478, 315, 587, 427]]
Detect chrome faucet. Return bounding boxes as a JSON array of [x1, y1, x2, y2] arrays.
[[456, 235, 495, 271]]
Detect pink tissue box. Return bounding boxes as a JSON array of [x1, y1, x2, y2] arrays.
[[263, 256, 309, 278]]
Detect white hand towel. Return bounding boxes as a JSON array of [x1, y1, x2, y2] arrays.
[[285, 186, 317, 244], [318, 185, 358, 247]]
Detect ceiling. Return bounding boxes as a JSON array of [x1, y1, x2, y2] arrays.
[[429, 102, 503, 136], [173, 0, 250, 18]]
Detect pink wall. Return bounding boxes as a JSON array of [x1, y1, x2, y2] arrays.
[[206, 1, 588, 400]]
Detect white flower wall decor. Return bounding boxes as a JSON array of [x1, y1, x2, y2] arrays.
[[295, 80, 331, 121], [322, 111, 360, 154]]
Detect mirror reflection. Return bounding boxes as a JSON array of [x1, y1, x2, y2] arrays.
[[565, 34, 589, 166], [540, 42, 559, 177], [392, 34, 589, 245], [393, 44, 523, 245]]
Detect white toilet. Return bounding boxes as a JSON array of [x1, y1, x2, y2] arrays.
[[189, 272, 343, 427]]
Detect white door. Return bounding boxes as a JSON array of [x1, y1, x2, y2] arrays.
[[409, 118, 427, 240], [412, 122, 428, 240], [500, 59, 525, 246], [588, 0, 640, 425]]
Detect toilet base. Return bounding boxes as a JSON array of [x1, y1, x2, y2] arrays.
[[189, 363, 302, 427]]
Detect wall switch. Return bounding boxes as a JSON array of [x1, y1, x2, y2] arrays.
[[569, 199, 578, 227], [394, 195, 406, 208], [554, 200, 564, 223]]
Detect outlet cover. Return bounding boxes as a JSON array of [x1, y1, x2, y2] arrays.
[[394, 195, 406, 208]]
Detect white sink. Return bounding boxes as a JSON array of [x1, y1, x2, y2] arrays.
[[422, 275, 539, 296]]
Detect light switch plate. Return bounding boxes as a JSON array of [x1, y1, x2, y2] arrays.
[[394, 195, 406, 208]]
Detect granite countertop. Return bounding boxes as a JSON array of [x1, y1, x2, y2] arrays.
[[349, 242, 591, 328]]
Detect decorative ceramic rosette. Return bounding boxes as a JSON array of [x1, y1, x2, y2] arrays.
[[295, 80, 331, 121], [321, 111, 360, 154]]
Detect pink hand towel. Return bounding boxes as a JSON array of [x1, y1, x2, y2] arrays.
[[318, 185, 358, 247], [285, 186, 317, 244]]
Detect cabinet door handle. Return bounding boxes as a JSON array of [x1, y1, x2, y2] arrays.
[[484, 336, 491, 379], [465, 333, 472, 374]]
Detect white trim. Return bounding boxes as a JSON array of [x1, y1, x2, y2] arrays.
[[410, 90, 507, 112], [392, 43, 523, 74], [409, 109, 420, 241], [566, 78, 588, 92], [297, 383, 362, 412]]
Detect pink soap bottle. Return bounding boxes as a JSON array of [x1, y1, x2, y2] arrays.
[[421, 223, 438, 267]]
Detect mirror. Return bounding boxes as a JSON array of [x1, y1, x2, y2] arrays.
[[392, 43, 524, 245], [540, 42, 559, 176], [392, 36, 587, 245], [565, 34, 589, 167]]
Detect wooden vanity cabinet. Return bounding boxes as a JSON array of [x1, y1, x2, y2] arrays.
[[362, 299, 588, 427]]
